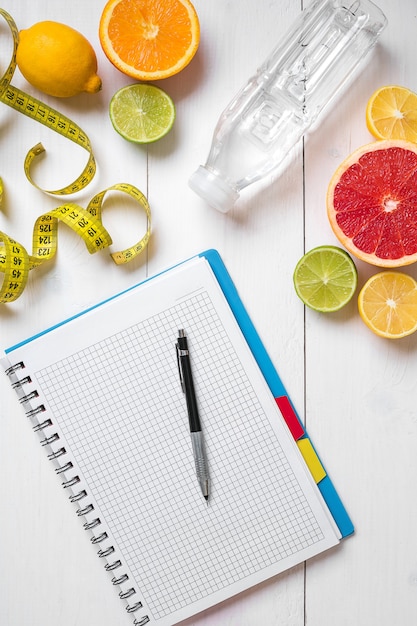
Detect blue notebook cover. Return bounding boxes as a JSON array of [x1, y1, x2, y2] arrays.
[[200, 249, 353, 539]]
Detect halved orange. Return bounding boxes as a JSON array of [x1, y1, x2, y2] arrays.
[[327, 139, 417, 267], [99, 0, 200, 81]]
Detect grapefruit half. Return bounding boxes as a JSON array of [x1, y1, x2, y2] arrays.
[[327, 139, 417, 267]]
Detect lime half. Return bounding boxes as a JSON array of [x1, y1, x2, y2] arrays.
[[109, 84, 175, 144], [293, 245, 358, 312]]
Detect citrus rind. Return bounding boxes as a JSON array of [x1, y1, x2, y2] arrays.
[[366, 85, 417, 142], [293, 245, 358, 313], [327, 139, 417, 268], [99, 0, 200, 81], [16, 21, 102, 98], [358, 271, 417, 339], [109, 84, 176, 144]]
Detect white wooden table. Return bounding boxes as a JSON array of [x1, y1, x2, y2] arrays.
[[1, 1, 416, 625]]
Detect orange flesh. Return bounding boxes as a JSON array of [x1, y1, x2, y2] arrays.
[[103, 0, 197, 74]]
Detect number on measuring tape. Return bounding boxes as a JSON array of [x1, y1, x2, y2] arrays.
[[0, 10, 152, 303], [0, 184, 151, 302]]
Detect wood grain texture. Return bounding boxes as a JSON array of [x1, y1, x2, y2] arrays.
[[0, 1, 416, 625]]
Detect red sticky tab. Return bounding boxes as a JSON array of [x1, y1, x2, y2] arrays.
[[275, 396, 305, 440]]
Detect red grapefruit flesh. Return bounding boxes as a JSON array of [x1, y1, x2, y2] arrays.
[[327, 139, 417, 267]]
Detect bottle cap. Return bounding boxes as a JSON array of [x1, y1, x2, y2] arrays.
[[189, 166, 239, 213]]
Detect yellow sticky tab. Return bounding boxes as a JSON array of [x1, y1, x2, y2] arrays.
[[297, 438, 326, 483]]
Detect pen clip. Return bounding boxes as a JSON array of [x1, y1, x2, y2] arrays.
[[176, 342, 185, 393]]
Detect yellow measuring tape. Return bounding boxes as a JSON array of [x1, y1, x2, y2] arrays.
[[0, 9, 151, 303]]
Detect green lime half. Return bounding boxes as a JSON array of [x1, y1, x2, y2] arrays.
[[109, 84, 176, 144], [293, 245, 358, 312]]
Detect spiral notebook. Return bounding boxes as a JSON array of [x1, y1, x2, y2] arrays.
[[2, 249, 353, 626]]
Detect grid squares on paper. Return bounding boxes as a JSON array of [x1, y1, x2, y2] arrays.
[[36, 288, 325, 620]]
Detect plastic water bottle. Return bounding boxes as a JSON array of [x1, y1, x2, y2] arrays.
[[189, 0, 387, 213]]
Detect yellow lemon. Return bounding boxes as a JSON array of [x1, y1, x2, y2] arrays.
[[366, 85, 417, 142], [16, 21, 102, 98], [358, 271, 417, 339]]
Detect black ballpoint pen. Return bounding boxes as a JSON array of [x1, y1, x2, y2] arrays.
[[176, 329, 210, 500]]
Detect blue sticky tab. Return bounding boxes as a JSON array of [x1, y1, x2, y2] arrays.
[[318, 476, 354, 538]]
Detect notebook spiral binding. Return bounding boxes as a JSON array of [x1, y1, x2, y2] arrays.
[[5, 360, 150, 626]]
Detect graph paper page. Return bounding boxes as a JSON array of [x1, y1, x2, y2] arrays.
[[6, 255, 340, 626]]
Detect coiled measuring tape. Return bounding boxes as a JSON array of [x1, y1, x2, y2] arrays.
[[0, 9, 151, 303], [0, 8, 96, 195]]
